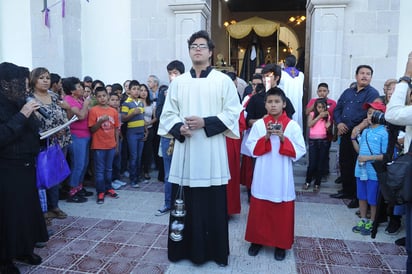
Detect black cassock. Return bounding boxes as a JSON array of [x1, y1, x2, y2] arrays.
[[240, 40, 264, 82]]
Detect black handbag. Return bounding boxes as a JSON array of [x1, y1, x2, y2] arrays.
[[371, 139, 412, 205]]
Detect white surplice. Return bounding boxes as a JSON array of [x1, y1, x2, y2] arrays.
[[278, 70, 304, 129], [246, 116, 306, 203], [158, 69, 242, 187]]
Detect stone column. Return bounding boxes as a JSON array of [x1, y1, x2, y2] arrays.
[[169, 1, 211, 69], [306, 0, 351, 100], [0, 0, 33, 66]]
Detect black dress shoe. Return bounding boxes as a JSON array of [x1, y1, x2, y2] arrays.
[[0, 260, 20, 274], [274, 247, 286, 261], [395, 237, 406, 246], [347, 198, 359, 209], [248, 243, 262, 256], [15, 253, 42, 265], [0, 263, 20, 274], [330, 193, 351, 199]]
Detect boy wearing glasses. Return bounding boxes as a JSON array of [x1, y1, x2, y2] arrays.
[[159, 30, 242, 267]]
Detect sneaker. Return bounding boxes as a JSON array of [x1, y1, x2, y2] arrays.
[[360, 220, 372, 235], [352, 220, 366, 233], [97, 193, 105, 204], [78, 188, 93, 197], [111, 181, 122, 190], [385, 217, 401, 235], [155, 207, 171, 216], [105, 189, 119, 198], [302, 182, 310, 190], [122, 171, 130, 178], [114, 179, 127, 186], [334, 176, 342, 184], [131, 182, 140, 188], [67, 193, 88, 203]]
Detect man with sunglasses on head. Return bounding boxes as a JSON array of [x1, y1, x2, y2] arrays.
[[246, 63, 295, 128]]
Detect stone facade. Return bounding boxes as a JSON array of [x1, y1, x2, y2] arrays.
[[0, 0, 410, 100]]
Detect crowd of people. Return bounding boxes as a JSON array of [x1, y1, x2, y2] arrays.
[[1, 29, 411, 273]]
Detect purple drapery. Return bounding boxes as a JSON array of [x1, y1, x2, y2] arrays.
[[62, 0, 66, 18], [44, 8, 50, 28]]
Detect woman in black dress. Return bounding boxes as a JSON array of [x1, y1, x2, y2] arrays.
[[0, 62, 49, 273]]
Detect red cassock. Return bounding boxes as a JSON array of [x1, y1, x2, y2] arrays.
[[240, 155, 253, 189], [245, 198, 294, 249], [226, 136, 241, 215]]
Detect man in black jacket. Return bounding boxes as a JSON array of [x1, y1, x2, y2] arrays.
[[246, 63, 295, 128]]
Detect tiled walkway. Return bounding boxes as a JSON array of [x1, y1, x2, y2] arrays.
[[21, 152, 407, 273]]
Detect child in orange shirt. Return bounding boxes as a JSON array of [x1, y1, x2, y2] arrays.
[[88, 87, 120, 204]]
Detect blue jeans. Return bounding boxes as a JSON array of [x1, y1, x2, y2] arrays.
[[68, 134, 91, 188], [127, 129, 145, 182], [94, 148, 115, 193], [46, 185, 59, 209], [161, 137, 172, 209], [406, 202, 412, 272], [112, 141, 122, 181], [306, 138, 330, 185]]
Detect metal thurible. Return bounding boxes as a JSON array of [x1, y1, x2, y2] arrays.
[[169, 145, 187, 242], [169, 199, 186, 242]]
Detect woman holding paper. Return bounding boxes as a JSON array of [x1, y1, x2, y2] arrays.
[[0, 62, 48, 273], [30, 67, 72, 222]]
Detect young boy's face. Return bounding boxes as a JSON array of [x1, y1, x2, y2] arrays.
[[168, 69, 181, 82], [263, 72, 278, 90], [129, 85, 140, 99], [366, 107, 379, 125], [265, 94, 285, 117], [109, 95, 120, 108], [96, 90, 108, 105], [317, 86, 329, 98]]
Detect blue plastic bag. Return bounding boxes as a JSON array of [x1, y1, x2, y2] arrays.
[[36, 139, 71, 189]]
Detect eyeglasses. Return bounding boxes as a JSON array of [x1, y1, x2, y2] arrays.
[[189, 44, 208, 50]]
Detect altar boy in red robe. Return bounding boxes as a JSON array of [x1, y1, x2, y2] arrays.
[[245, 87, 306, 260]]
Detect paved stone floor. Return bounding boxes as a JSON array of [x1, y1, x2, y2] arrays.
[[19, 151, 407, 273]]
